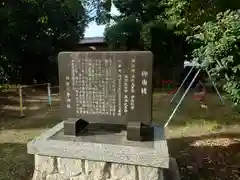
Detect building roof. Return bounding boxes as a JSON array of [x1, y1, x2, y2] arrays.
[[79, 37, 105, 44]]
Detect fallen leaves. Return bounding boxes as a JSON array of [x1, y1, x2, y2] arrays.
[[191, 138, 238, 147], [169, 135, 240, 180]]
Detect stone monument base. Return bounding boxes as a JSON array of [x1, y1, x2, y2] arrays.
[[32, 155, 166, 180], [27, 122, 180, 180]]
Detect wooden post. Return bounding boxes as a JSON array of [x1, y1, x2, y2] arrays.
[[19, 86, 25, 118], [47, 83, 52, 107]]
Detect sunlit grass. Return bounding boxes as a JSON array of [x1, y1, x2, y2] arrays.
[[0, 92, 239, 180]]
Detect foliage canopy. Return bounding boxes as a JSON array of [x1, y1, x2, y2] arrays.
[[0, 0, 88, 84], [189, 10, 240, 104], [97, 0, 240, 104]]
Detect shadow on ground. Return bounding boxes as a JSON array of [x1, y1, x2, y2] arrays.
[[167, 132, 240, 180], [0, 135, 239, 180], [1, 102, 61, 130], [0, 87, 60, 121], [0, 91, 239, 180], [0, 143, 34, 180]]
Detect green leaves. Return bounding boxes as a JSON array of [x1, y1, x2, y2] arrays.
[[0, 0, 88, 83], [104, 17, 142, 50], [190, 10, 240, 104], [99, 0, 240, 102], [38, 16, 48, 24]]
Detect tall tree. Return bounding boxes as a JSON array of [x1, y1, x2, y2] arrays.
[[104, 16, 143, 50], [100, 0, 188, 84], [89, 0, 240, 103], [163, 0, 240, 35], [0, 0, 88, 84], [189, 10, 240, 104]]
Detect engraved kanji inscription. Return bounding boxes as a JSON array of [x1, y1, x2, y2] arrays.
[[58, 51, 153, 125], [71, 58, 117, 116]]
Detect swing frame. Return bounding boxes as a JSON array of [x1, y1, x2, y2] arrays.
[[164, 61, 224, 128]]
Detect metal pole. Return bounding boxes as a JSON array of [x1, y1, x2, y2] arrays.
[[206, 70, 224, 105], [164, 69, 201, 128], [19, 86, 25, 118], [170, 66, 195, 104], [216, 59, 230, 81], [47, 83, 52, 107]]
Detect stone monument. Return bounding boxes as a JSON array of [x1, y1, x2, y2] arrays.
[[27, 51, 180, 180], [59, 51, 153, 141]]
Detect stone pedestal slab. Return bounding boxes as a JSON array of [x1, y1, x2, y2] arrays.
[[27, 122, 179, 180]]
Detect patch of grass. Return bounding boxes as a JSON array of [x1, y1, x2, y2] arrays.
[[153, 93, 240, 180], [153, 92, 240, 127], [167, 133, 240, 180], [0, 93, 239, 180], [0, 143, 34, 180], [0, 103, 61, 180]]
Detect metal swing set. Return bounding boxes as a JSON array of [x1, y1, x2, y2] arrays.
[[164, 60, 225, 128]]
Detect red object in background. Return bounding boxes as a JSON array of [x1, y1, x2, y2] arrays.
[[161, 80, 177, 94], [161, 80, 173, 84], [167, 88, 177, 94], [161, 80, 207, 101]]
